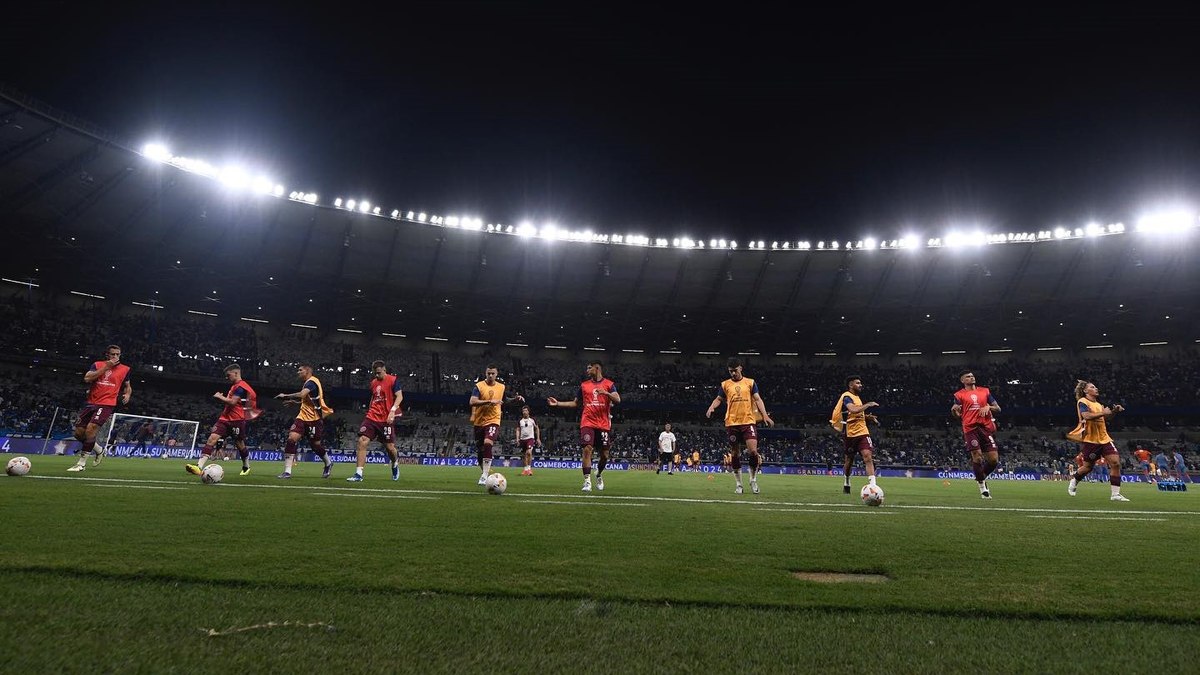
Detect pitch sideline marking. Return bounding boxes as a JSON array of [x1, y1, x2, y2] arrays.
[[24, 474, 1200, 517], [516, 500, 647, 507], [1027, 515, 1167, 522], [754, 508, 896, 516], [312, 492, 439, 501]]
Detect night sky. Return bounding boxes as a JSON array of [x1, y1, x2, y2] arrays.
[[4, 4, 1199, 241]]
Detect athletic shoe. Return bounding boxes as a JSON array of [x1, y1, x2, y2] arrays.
[[980, 482, 992, 499], [750, 479, 760, 495], [67, 464, 86, 472], [597, 476, 605, 491], [843, 484, 851, 494], [346, 474, 363, 482], [478, 475, 488, 485], [322, 463, 333, 479], [735, 484, 744, 495], [1110, 494, 1130, 502], [185, 464, 202, 476], [276, 472, 291, 479], [391, 464, 400, 481], [656, 469, 661, 474], [92, 445, 107, 466], [582, 480, 592, 493], [1067, 479, 1078, 496], [668, 471, 673, 475], [239, 466, 251, 476]]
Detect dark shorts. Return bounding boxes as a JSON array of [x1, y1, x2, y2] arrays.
[[726, 424, 757, 445], [290, 418, 324, 440], [843, 434, 873, 454], [580, 427, 611, 450], [359, 418, 395, 443], [520, 438, 536, 451], [76, 404, 114, 429], [964, 427, 998, 453], [1081, 441, 1119, 463], [211, 419, 247, 440], [474, 425, 500, 445], [660, 451, 674, 464], [1140, 461, 1151, 472]]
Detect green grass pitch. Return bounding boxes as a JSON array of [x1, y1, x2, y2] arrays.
[[2, 454, 1197, 673]]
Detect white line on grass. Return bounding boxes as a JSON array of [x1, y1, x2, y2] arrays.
[[754, 508, 896, 515], [312, 492, 439, 501], [88, 483, 187, 491], [1027, 515, 1167, 522], [515, 500, 647, 507]]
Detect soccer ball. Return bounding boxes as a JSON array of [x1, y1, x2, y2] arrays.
[[6, 456, 31, 476], [201, 464, 224, 484], [860, 483, 885, 507], [485, 472, 507, 495]]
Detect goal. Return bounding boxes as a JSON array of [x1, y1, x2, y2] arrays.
[[99, 413, 202, 460]]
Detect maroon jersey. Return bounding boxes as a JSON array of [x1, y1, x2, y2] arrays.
[[953, 386, 997, 433], [579, 378, 617, 431], [86, 361, 131, 406], [366, 374, 402, 423], [219, 380, 258, 421]]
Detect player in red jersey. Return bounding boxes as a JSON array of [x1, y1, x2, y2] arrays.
[[187, 363, 259, 477], [950, 370, 1001, 499], [548, 360, 620, 492], [347, 360, 404, 482], [68, 345, 132, 472]]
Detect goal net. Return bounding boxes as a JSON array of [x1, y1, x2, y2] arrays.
[[100, 413, 202, 460]]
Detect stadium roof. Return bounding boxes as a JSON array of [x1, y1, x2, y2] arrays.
[[2, 87, 1198, 357]]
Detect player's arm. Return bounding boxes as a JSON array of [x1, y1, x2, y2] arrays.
[[388, 383, 404, 421], [986, 394, 1000, 414], [844, 399, 879, 414], [548, 396, 578, 408], [121, 380, 132, 404], [535, 422, 541, 445], [468, 384, 496, 407], [503, 393, 527, 404], [705, 393, 724, 418], [950, 396, 963, 418], [276, 383, 314, 401], [752, 392, 774, 427], [83, 358, 118, 384]]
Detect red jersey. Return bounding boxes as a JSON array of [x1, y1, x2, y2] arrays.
[[86, 361, 131, 406], [579, 378, 617, 431], [953, 386, 997, 433], [366, 374, 403, 423], [219, 380, 258, 421]]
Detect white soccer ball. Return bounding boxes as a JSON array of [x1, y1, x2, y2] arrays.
[[485, 472, 507, 495], [6, 456, 31, 476], [860, 483, 884, 507], [201, 464, 224, 484]]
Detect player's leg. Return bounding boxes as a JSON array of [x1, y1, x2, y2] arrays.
[[595, 442, 609, 491], [842, 447, 854, 493], [730, 442, 744, 494], [1068, 452, 1095, 496], [581, 443, 594, 491], [279, 425, 303, 478], [348, 433, 370, 481], [68, 422, 92, 471], [1105, 447, 1128, 501], [235, 439, 249, 475], [523, 444, 533, 476], [860, 446, 877, 486], [311, 433, 333, 479], [189, 430, 223, 475], [745, 437, 761, 494], [383, 441, 400, 481], [479, 436, 494, 484]]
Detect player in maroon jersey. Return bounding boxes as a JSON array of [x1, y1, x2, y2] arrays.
[[347, 360, 404, 482], [950, 370, 1001, 499], [187, 363, 259, 477], [68, 345, 132, 472], [548, 360, 620, 492]]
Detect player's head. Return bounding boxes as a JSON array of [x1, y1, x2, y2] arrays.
[[484, 364, 498, 383], [1075, 379, 1097, 399], [521, 405, 530, 418], [664, 422, 672, 431], [224, 363, 241, 381], [105, 344, 122, 362], [297, 363, 313, 379], [727, 357, 743, 379], [958, 370, 975, 385], [586, 360, 603, 379], [371, 360, 387, 378], [846, 375, 862, 393]]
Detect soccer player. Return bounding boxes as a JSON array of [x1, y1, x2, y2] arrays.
[[347, 360, 403, 482], [706, 357, 774, 495], [68, 345, 132, 472], [1133, 446, 1153, 483], [1172, 450, 1190, 483], [470, 365, 524, 485], [1066, 380, 1128, 501], [950, 370, 1001, 499], [516, 405, 540, 476], [274, 363, 334, 479], [829, 375, 880, 494], [187, 363, 259, 477], [657, 422, 677, 474], [548, 360, 619, 492], [1153, 449, 1170, 482]]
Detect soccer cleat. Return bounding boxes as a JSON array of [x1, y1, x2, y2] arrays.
[[276, 472, 292, 479], [346, 474, 363, 482], [1067, 479, 1078, 496], [1110, 494, 1130, 502], [751, 479, 760, 495], [980, 482, 991, 499], [392, 464, 400, 481], [597, 476, 605, 491], [240, 466, 251, 476], [92, 445, 107, 466], [478, 475, 488, 485], [67, 464, 86, 472], [843, 484, 851, 494], [185, 464, 202, 476], [667, 471, 673, 475], [735, 484, 744, 495], [322, 463, 333, 479], [582, 480, 592, 493]]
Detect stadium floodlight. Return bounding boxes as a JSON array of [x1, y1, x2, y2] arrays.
[[717, 239, 727, 248], [273, 184, 285, 197], [417, 212, 427, 222], [251, 177, 273, 195], [516, 222, 536, 238], [142, 143, 171, 162], [373, 206, 381, 214], [218, 166, 251, 190], [447, 216, 460, 227], [863, 238, 876, 250], [817, 241, 825, 249], [1053, 227, 1069, 239], [830, 241, 839, 250], [1137, 209, 1195, 233], [335, 198, 343, 207], [771, 241, 779, 249], [1085, 222, 1103, 237], [359, 201, 371, 213], [346, 199, 357, 210], [1109, 222, 1125, 233], [392, 209, 400, 218], [730, 240, 738, 249], [756, 240, 765, 249]]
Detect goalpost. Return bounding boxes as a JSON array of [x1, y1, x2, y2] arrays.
[[100, 413, 202, 460]]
